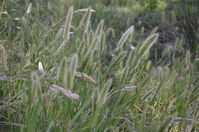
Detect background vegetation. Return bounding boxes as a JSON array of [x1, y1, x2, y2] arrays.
[[0, 0, 199, 131]]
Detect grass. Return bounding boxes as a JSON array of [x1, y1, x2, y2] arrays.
[[0, 0, 199, 131], [174, 0, 199, 59]]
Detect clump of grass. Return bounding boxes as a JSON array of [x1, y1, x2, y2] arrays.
[[0, 1, 199, 132]]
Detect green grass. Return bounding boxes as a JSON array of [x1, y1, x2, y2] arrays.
[[0, 0, 199, 131]]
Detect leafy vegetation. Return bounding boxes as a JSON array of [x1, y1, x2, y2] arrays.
[[0, 0, 199, 131]]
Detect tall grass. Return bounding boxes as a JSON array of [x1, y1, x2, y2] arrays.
[[175, 0, 199, 59], [0, 0, 199, 131]]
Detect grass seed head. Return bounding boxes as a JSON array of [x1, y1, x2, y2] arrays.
[[26, 3, 32, 14], [74, 8, 95, 14], [0, 45, 7, 70], [49, 84, 79, 100], [38, 61, 44, 72], [75, 72, 96, 83], [121, 86, 137, 91]]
